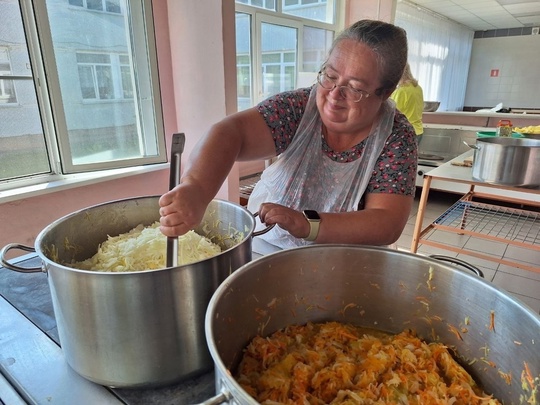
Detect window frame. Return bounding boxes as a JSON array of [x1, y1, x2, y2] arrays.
[[1, 0, 166, 192], [236, 1, 342, 108]]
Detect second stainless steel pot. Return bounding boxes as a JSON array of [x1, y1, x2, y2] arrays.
[[204, 245, 540, 404], [470, 137, 540, 186], [0, 196, 258, 388]]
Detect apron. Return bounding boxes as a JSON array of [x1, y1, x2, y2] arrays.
[[248, 87, 396, 249]]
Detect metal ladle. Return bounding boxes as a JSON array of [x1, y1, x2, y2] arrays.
[[166, 133, 186, 268]]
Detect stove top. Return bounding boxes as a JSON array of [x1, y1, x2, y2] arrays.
[[418, 153, 445, 161], [417, 150, 456, 167]]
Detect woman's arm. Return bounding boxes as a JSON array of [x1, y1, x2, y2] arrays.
[[258, 193, 413, 246], [159, 108, 276, 237]]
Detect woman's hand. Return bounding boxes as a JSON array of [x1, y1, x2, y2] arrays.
[[159, 183, 208, 237], [257, 202, 311, 239]]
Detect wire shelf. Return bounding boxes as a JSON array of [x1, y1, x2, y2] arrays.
[[434, 200, 540, 246]]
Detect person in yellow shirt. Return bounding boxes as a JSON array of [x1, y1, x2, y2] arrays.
[[390, 63, 424, 143]]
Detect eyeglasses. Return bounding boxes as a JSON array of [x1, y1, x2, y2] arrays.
[[317, 71, 371, 102]]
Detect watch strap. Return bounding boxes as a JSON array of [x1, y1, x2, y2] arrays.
[[304, 213, 321, 241], [305, 220, 320, 241]]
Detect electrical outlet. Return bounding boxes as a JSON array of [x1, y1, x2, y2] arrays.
[[533, 27, 539, 35]]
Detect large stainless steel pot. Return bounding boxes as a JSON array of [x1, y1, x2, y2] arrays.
[[203, 245, 540, 404], [0, 196, 263, 388], [468, 137, 540, 186]]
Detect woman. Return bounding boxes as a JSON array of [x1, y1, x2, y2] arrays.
[[159, 20, 417, 249], [390, 63, 424, 142]]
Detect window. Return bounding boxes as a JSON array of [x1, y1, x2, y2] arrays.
[[394, 1, 473, 111], [282, 0, 336, 23], [236, 0, 276, 11], [0, 48, 17, 104], [77, 53, 133, 100], [260, 23, 297, 99], [236, 13, 253, 110], [68, 0, 122, 14], [0, 0, 165, 189], [235, 0, 340, 110]]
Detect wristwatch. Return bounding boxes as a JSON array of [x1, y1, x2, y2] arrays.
[[303, 210, 321, 241]]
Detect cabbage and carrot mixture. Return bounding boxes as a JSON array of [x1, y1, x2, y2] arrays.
[[236, 321, 501, 404], [70, 221, 221, 272]]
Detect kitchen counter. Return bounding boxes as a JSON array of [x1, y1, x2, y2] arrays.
[[423, 110, 540, 129], [0, 239, 281, 404]]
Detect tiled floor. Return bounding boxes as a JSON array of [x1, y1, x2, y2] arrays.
[[396, 190, 540, 314]]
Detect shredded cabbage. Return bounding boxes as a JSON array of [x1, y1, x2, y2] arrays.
[[70, 222, 221, 272]]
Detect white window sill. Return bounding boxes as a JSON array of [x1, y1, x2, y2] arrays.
[[0, 163, 169, 205]]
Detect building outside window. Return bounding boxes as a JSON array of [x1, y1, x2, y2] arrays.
[[0, 48, 17, 104], [68, 0, 122, 13], [76, 52, 133, 101], [0, 0, 165, 189]]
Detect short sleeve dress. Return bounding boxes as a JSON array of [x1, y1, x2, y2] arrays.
[[257, 87, 418, 197]]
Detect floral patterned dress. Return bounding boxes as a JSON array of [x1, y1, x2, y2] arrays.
[[257, 86, 418, 197]]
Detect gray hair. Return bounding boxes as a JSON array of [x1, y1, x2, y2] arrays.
[[328, 20, 408, 96]]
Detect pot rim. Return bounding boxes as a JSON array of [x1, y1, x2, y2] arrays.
[[34, 195, 256, 275], [476, 137, 540, 147]]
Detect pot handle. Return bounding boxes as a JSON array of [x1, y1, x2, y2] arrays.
[[462, 140, 478, 150], [0, 244, 42, 273], [192, 391, 231, 405], [429, 255, 484, 278], [252, 212, 276, 237]]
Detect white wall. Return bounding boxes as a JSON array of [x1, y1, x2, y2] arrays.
[[464, 34, 540, 109]]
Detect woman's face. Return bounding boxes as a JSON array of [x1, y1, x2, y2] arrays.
[[316, 39, 387, 136]]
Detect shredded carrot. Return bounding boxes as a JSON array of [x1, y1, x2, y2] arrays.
[[338, 330, 359, 340], [498, 370, 512, 385], [480, 359, 497, 368], [254, 307, 267, 319], [266, 298, 277, 309], [448, 323, 463, 341], [489, 310, 495, 331], [338, 303, 357, 316], [523, 361, 535, 390]]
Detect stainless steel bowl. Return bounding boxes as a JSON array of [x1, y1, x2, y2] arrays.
[[204, 245, 540, 405], [1, 196, 257, 388], [522, 133, 540, 140], [423, 101, 440, 112]]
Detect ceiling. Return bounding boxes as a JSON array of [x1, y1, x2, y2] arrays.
[[403, 0, 540, 31]]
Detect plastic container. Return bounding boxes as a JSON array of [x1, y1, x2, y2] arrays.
[[496, 119, 513, 137], [476, 131, 522, 138]]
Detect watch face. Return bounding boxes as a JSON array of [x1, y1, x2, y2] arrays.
[[304, 210, 320, 220]]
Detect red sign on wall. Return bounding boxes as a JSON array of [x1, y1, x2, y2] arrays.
[[490, 69, 499, 77]]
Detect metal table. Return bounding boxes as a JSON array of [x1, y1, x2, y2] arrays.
[[411, 150, 540, 274]]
